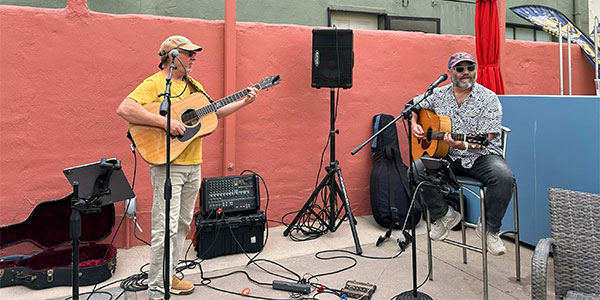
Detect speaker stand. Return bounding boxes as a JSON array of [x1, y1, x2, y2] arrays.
[[283, 88, 362, 255]]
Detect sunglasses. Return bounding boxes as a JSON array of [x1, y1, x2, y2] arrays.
[[453, 64, 476, 73], [180, 49, 196, 58]]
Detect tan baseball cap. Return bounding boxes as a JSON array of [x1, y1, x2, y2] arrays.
[[158, 35, 202, 56]]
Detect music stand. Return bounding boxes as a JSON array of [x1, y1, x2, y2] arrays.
[[63, 158, 134, 300]]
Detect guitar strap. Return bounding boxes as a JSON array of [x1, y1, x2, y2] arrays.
[[384, 147, 398, 226], [185, 75, 214, 103], [382, 146, 411, 228], [391, 147, 411, 199]]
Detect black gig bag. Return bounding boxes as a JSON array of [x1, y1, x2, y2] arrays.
[[369, 114, 421, 230], [0, 194, 117, 289]]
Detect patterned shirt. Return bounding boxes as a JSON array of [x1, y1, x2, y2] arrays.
[[415, 82, 502, 168]]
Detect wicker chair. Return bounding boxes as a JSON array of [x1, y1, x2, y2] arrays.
[[531, 188, 600, 300]]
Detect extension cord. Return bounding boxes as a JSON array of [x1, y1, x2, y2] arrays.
[[272, 280, 311, 294]]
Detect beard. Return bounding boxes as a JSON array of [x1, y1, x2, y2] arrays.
[[451, 72, 477, 89]]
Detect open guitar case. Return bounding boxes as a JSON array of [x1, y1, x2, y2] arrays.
[[0, 194, 117, 289]]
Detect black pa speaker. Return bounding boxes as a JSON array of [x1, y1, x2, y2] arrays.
[[311, 28, 354, 89]]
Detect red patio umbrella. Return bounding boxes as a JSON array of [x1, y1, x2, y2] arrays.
[[476, 0, 505, 94]]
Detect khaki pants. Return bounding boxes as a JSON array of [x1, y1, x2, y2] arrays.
[[147, 164, 201, 299]]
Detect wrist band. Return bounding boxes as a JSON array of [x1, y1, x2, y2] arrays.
[[463, 142, 469, 151]]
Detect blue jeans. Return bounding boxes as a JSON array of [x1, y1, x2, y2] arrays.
[[413, 154, 514, 233]]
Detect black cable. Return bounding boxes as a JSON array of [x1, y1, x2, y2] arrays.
[[171, 55, 188, 99], [201, 171, 302, 282], [195, 262, 316, 300], [307, 250, 357, 282], [284, 79, 343, 242], [184, 174, 318, 299], [223, 221, 301, 283], [64, 291, 113, 300], [175, 168, 410, 300], [183, 209, 218, 262], [127, 141, 151, 247], [239, 170, 270, 264], [119, 264, 150, 292], [199, 281, 313, 300], [129, 144, 137, 191]]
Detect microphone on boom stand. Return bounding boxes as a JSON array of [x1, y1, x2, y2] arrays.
[[159, 49, 179, 116], [352, 73, 450, 300], [427, 73, 448, 92]]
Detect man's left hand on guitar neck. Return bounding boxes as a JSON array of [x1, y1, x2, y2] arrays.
[[244, 87, 258, 104], [443, 133, 483, 150], [215, 87, 259, 118]]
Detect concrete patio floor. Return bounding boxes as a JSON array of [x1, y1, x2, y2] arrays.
[[0, 216, 554, 300]]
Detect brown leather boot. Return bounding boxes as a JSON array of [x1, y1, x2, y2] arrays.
[[170, 275, 195, 295]]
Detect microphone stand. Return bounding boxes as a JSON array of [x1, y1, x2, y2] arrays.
[[351, 86, 437, 300], [157, 58, 177, 300]]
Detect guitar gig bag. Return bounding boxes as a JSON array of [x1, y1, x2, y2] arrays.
[[0, 194, 117, 289], [369, 114, 421, 229]]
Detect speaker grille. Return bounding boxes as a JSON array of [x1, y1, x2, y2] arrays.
[[311, 29, 353, 89]]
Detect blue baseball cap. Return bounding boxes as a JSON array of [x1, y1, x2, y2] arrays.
[[448, 52, 476, 69]]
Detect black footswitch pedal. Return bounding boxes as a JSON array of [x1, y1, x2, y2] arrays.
[[272, 280, 311, 294]]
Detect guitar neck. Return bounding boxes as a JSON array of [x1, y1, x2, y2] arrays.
[[195, 83, 259, 117], [430, 131, 467, 141]]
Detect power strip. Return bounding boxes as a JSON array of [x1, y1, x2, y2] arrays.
[[272, 280, 311, 294]]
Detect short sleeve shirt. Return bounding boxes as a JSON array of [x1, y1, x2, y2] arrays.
[[127, 71, 207, 165], [415, 82, 502, 168]]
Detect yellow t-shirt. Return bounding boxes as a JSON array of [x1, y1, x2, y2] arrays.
[[127, 71, 208, 165]]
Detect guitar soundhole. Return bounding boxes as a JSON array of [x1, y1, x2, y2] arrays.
[[181, 109, 199, 126]]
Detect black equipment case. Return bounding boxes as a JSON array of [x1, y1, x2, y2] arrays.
[[193, 211, 265, 259], [0, 194, 117, 289]]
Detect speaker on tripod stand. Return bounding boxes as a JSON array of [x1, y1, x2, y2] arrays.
[[283, 28, 361, 255], [311, 28, 354, 89]]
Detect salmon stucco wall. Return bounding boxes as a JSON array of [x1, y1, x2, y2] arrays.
[[0, 0, 596, 248]]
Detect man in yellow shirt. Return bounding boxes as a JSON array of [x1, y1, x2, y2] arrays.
[[117, 35, 258, 300]]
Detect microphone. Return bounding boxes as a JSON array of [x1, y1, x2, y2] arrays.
[[159, 49, 180, 116], [427, 73, 448, 91], [159, 100, 168, 116]]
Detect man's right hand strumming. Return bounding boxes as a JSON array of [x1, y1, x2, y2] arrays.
[[165, 119, 186, 136], [412, 123, 425, 140]]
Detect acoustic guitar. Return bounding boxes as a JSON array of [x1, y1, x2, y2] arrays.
[[412, 109, 490, 159], [129, 75, 281, 165]]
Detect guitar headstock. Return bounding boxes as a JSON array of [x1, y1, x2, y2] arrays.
[[466, 134, 490, 146], [254, 75, 281, 90]]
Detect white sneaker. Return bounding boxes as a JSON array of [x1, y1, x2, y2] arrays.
[[476, 218, 506, 256], [430, 206, 461, 241]]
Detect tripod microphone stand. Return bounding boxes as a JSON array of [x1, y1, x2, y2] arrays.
[[283, 88, 362, 255]]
